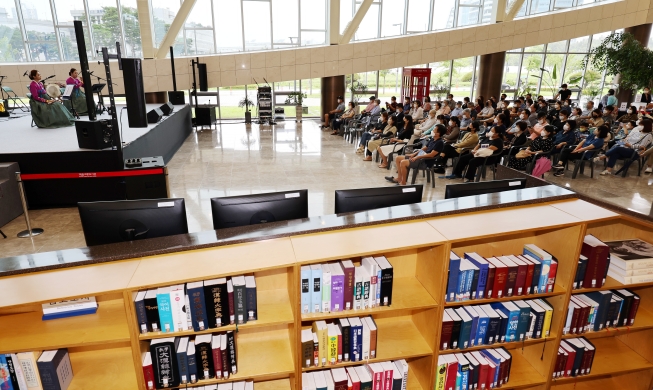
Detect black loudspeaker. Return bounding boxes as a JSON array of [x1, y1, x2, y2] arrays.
[[198, 63, 208, 91], [147, 108, 163, 124], [122, 58, 148, 128], [167, 91, 185, 105], [195, 106, 216, 126], [160, 102, 174, 116], [75, 119, 113, 149]]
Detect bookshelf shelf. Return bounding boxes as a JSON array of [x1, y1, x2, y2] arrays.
[[68, 346, 136, 390], [300, 277, 438, 321], [0, 299, 130, 354], [574, 276, 653, 293], [301, 317, 432, 372], [561, 307, 653, 340], [256, 378, 292, 389], [552, 337, 653, 384], [502, 350, 548, 389], [438, 336, 556, 355], [443, 284, 566, 307], [138, 289, 293, 341]]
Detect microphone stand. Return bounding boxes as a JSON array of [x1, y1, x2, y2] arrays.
[[90, 73, 115, 115]]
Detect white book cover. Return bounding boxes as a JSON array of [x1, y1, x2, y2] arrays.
[[322, 264, 332, 313], [17, 351, 42, 390], [354, 266, 363, 310], [169, 285, 187, 331], [41, 297, 97, 315], [609, 260, 653, 276], [324, 369, 335, 390], [605, 239, 653, 269], [359, 266, 371, 310], [361, 317, 371, 360], [11, 353, 29, 390], [393, 359, 408, 390], [361, 257, 379, 308], [304, 372, 317, 390]]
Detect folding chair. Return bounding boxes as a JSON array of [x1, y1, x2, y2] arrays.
[[1, 86, 30, 112]]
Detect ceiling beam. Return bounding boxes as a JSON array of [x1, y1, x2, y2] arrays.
[[505, 0, 525, 21], [154, 0, 197, 59], [339, 0, 374, 45]]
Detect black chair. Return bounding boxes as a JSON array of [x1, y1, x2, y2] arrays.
[[385, 142, 409, 170], [557, 146, 599, 178], [407, 158, 437, 188], [465, 154, 501, 182], [611, 146, 649, 177]]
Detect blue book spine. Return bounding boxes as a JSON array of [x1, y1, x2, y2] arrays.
[[465, 255, 489, 300], [447, 257, 461, 302], [350, 324, 359, 362], [0, 354, 14, 390], [42, 307, 98, 320], [187, 352, 197, 383], [376, 269, 382, 306], [476, 316, 489, 346], [507, 310, 520, 342], [538, 259, 551, 294], [469, 315, 479, 347], [188, 286, 209, 332], [177, 350, 189, 384], [455, 373, 462, 390], [354, 325, 363, 361], [459, 365, 469, 390], [517, 306, 531, 341], [457, 268, 467, 302], [156, 292, 174, 333], [311, 267, 322, 313], [464, 269, 474, 301]]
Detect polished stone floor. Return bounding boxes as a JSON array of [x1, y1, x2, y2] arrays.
[[1, 120, 652, 258]]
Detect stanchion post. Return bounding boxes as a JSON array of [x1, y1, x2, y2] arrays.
[[15, 172, 44, 238]]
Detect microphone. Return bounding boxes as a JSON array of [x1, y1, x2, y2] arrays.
[[23, 70, 28, 77], [44, 75, 55, 80]]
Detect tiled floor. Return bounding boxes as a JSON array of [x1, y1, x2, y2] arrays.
[[1, 119, 652, 258]]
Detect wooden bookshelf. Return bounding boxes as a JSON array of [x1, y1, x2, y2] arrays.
[[301, 316, 432, 372], [438, 335, 556, 355], [4, 198, 653, 390], [0, 298, 130, 353]]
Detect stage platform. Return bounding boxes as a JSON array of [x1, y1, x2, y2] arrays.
[[0, 104, 193, 208]]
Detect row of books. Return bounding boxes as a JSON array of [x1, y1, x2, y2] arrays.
[[572, 235, 611, 289], [441, 299, 553, 351], [564, 290, 640, 335], [446, 244, 557, 303], [144, 332, 237, 389], [301, 360, 408, 390], [435, 348, 513, 390], [134, 275, 258, 334], [302, 317, 378, 368], [554, 338, 596, 378], [605, 238, 653, 285], [0, 349, 72, 390], [300, 257, 394, 315], [171, 381, 253, 390]]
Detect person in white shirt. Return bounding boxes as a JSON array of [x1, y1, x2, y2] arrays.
[[414, 109, 437, 137], [596, 119, 653, 175], [450, 101, 464, 118], [477, 100, 495, 120], [408, 100, 424, 120]]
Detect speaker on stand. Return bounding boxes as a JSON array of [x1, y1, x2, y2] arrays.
[[122, 58, 148, 128]]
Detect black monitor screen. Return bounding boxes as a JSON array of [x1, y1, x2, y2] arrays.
[[444, 179, 527, 199], [334, 185, 423, 214], [78, 198, 188, 246], [211, 190, 309, 229]]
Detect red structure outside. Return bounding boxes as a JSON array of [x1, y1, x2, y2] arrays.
[[401, 68, 432, 104]]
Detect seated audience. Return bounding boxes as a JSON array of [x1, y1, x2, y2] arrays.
[[552, 125, 610, 176], [408, 100, 424, 120], [508, 125, 555, 171], [580, 101, 594, 120], [377, 117, 416, 168], [445, 125, 504, 182], [434, 102, 445, 117], [386, 125, 447, 185], [385, 96, 397, 109], [600, 89, 618, 108], [323, 95, 345, 129], [588, 108, 604, 128], [357, 112, 388, 153], [403, 97, 411, 112], [602, 105, 616, 127], [552, 119, 578, 156], [640, 87, 652, 106], [460, 109, 473, 130], [531, 112, 548, 139], [331, 101, 357, 135], [616, 106, 639, 129], [451, 101, 464, 118], [595, 119, 653, 175], [444, 116, 460, 143], [423, 97, 432, 112], [364, 116, 398, 161], [415, 109, 437, 136], [447, 94, 456, 110], [477, 100, 495, 120], [363, 96, 376, 113], [436, 121, 480, 172], [503, 122, 529, 157], [569, 107, 582, 121]]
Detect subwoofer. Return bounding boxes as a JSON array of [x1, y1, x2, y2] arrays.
[[195, 106, 216, 126], [75, 119, 113, 149], [147, 108, 163, 124], [167, 91, 185, 105], [122, 58, 147, 128], [160, 101, 174, 116]]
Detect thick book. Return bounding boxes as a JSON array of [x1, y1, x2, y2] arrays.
[[523, 244, 552, 294], [464, 352, 480, 390], [301, 328, 314, 368], [518, 255, 536, 295], [486, 257, 507, 299], [445, 308, 462, 349], [379, 362, 396, 390], [480, 304, 501, 344], [332, 367, 349, 390], [509, 255, 528, 296], [17, 351, 42, 390], [41, 297, 98, 321], [134, 291, 149, 333], [613, 289, 635, 327], [575, 255, 588, 289], [220, 334, 229, 379], [232, 275, 248, 324], [522, 254, 542, 294], [176, 336, 190, 384], [5, 353, 20, 390], [142, 352, 155, 390], [628, 291, 641, 326], [463, 305, 480, 347], [605, 239, 653, 269], [513, 300, 532, 341], [465, 253, 489, 300], [443, 355, 459, 390], [227, 279, 236, 324], [534, 299, 553, 337], [204, 278, 230, 328], [485, 262, 496, 300], [498, 256, 518, 297], [169, 285, 187, 332], [361, 319, 371, 361], [447, 251, 462, 302], [301, 265, 312, 314], [495, 309, 508, 343], [375, 256, 394, 306], [365, 363, 384, 390], [36, 349, 74, 390], [455, 307, 473, 349], [186, 281, 208, 331], [354, 366, 373, 390], [547, 259, 558, 293], [245, 275, 258, 321], [577, 295, 600, 332], [312, 371, 326, 390], [579, 338, 596, 375], [496, 348, 512, 384], [473, 306, 489, 346], [462, 259, 479, 301], [186, 341, 197, 383], [354, 266, 364, 310], [156, 287, 175, 333], [322, 264, 333, 312], [341, 260, 356, 310], [440, 310, 453, 350], [227, 331, 237, 374], [394, 359, 408, 390], [338, 318, 351, 362], [330, 263, 346, 312], [150, 338, 180, 388], [559, 340, 577, 377], [435, 355, 447, 390], [346, 366, 361, 390], [565, 338, 586, 377], [581, 235, 610, 288], [313, 320, 329, 366], [493, 301, 520, 342], [311, 264, 323, 313], [144, 289, 160, 332], [361, 257, 380, 308], [327, 323, 339, 365], [525, 300, 546, 339], [454, 353, 470, 390], [211, 335, 222, 379], [585, 291, 613, 331], [195, 334, 215, 380]]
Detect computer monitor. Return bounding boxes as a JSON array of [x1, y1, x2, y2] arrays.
[[444, 179, 527, 199], [211, 190, 309, 229], [78, 198, 188, 246], [334, 185, 423, 214]]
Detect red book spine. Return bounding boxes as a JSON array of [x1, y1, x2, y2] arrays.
[[440, 321, 453, 350], [524, 262, 535, 295], [353, 379, 361, 390], [343, 265, 355, 311], [582, 242, 610, 288], [486, 364, 496, 389], [547, 260, 558, 292], [553, 351, 562, 378], [478, 363, 488, 389], [384, 369, 392, 390], [143, 364, 155, 390], [585, 349, 596, 374], [337, 332, 343, 363], [445, 362, 458, 390], [493, 267, 508, 299], [628, 297, 641, 326], [374, 371, 383, 390], [570, 307, 580, 334], [559, 353, 568, 378], [228, 289, 235, 325], [515, 264, 528, 296], [505, 266, 518, 297], [497, 360, 506, 386], [564, 350, 576, 377], [580, 349, 592, 375], [486, 267, 496, 299], [212, 347, 222, 378]]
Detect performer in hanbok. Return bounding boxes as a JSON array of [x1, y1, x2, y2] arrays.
[[28, 70, 75, 128], [65, 68, 89, 115]]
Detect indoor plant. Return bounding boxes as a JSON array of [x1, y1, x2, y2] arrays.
[[238, 95, 255, 124], [285, 92, 307, 122]]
